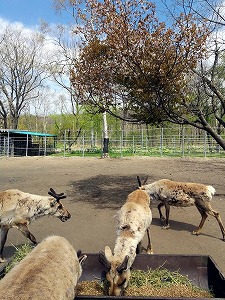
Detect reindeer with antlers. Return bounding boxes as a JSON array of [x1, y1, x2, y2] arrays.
[[137, 176, 225, 240], [0, 188, 71, 262]]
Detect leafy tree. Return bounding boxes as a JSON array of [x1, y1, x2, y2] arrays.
[[56, 2, 209, 124], [55, 0, 225, 151]]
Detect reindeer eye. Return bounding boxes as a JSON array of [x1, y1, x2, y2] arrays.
[[58, 204, 63, 209]]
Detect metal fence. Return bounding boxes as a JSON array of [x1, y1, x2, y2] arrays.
[[1, 127, 225, 158], [57, 127, 225, 158], [0, 135, 56, 157]]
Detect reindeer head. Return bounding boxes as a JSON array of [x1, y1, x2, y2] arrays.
[[99, 246, 132, 296], [48, 188, 71, 222], [137, 175, 148, 190]]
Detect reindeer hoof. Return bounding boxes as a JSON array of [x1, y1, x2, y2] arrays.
[[0, 257, 5, 263], [147, 249, 153, 254], [162, 225, 170, 230], [192, 230, 199, 236]]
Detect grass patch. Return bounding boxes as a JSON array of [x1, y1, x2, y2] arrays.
[[4, 243, 34, 274]]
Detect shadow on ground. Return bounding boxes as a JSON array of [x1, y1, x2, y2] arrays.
[[71, 174, 141, 209], [151, 217, 197, 232]]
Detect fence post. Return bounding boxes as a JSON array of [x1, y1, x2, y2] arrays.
[[26, 133, 28, 156], [82, 135, 85, 157], [204, 131, 207, 157], [120, 130, 123, 158], [182, 127, 185, 157], [63, 130, 67, 157], [44, 136, 47, 156], [7, 131, 10, 156], [160, 127, 163, 156]]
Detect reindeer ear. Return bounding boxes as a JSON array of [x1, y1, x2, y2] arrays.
[[104, 246, 113, 261], [99, 250, 111, 270]]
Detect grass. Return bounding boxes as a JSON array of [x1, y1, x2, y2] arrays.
[[4, 243, 34, 274], [50, 145, 225, 158]]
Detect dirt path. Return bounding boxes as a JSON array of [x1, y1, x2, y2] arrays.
[[1, 156, 225, 275]]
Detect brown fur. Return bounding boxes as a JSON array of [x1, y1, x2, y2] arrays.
[[99, 189, 153, 296], [0, 236, 86, 300], [139, 177, 225, 240], [0, 189, 71, 262]]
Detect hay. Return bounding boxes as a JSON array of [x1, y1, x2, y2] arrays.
[[76, 267, 214, 298]]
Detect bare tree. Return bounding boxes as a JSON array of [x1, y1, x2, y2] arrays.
[[42, 23, 85, 148], [0, 26, 49, 129]]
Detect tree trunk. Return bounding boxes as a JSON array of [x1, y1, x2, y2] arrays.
[[10, 116, 19, 129], [102, 111, 109, 158]]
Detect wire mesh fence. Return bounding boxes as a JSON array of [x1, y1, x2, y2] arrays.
[[1, 127, 225, 158], [57, 127, 225, 158]]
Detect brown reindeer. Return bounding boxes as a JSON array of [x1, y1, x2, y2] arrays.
[[0, 188, 71, 262], [0, 236, 87, 300], [99, 189, 153, 296], [137, 176, 225, 240]]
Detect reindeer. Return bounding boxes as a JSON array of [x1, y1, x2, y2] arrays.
[[137, 176, 225, 240], [99, 189, 153, 296], [0, 188, 71, 262], [0, 236, 87, 300]]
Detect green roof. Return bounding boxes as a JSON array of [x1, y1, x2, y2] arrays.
[[0, 129, 57, 137]]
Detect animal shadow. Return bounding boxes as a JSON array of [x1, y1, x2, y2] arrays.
[[71, 174, 139, 209]]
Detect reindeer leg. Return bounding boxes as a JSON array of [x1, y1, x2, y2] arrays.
[[161, 203, 170, 229], [136, 242, 142, 254], [208, 209, 225, 241], [17, 224, 37, 245], [158, 202, 165, 221], [193, 206, 208, 236], [0, 226, 9, 262], [146, 228, 153, 254]]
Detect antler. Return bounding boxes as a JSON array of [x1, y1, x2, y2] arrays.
[[48, 188, 67, 201], [137, 176, 142, 187], [143, 175, 148, 185], [137, 175, 148, 187], [116, 255, 129, 273]]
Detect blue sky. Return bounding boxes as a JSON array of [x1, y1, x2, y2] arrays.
[[0, 0, 172, 28], [0, 0, 71, 27]]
